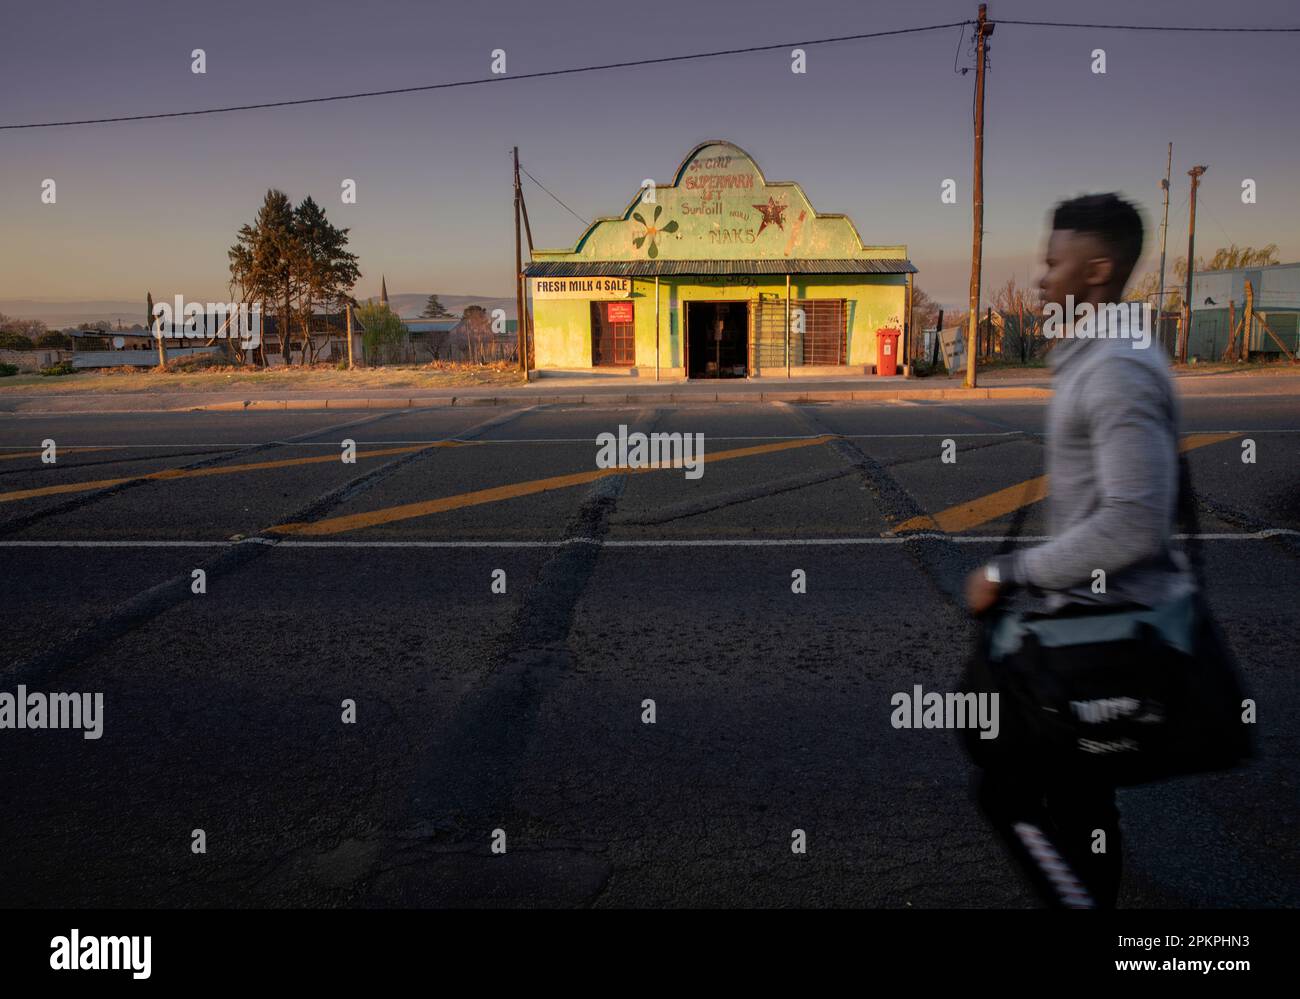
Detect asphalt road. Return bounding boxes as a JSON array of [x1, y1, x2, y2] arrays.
[[0, 394, 1296, 907]]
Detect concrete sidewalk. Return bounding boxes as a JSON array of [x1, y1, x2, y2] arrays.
[[0, 373, 1051, 413], [0, 368, 1294, 414]]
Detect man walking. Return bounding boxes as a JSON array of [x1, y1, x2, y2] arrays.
[[964, 193, 1191, 908]]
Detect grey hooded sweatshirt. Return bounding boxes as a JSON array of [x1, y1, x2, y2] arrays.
[[992, 307, 1196, 612]]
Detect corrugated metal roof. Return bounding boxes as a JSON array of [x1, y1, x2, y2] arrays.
[[523, 258, 916, 277]]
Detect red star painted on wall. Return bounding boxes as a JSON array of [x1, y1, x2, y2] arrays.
[[752, 197, 787, 236]]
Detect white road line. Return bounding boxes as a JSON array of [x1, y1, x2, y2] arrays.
[[3, 429, 1295, 449], [0, 540, 234, 547], [1, 529, 1296, 549]]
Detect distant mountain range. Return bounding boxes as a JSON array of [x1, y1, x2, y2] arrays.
[[0, 294, 516, 328]]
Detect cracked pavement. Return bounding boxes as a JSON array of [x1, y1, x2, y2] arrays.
[[0, 396, 1296, 907]]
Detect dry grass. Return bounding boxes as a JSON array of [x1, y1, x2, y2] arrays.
[[0, 361, 526, 394]]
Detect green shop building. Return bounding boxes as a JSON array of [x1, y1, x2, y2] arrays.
[[523, 140, 916, 379]]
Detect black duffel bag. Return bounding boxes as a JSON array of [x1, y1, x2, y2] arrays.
[[959, 456, 1254, 787]]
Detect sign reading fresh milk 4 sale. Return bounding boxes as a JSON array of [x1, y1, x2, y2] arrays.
[[531, 277, 631, 300]]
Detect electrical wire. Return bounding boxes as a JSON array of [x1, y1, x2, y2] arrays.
[[0, 22, 970, 130], [996, 19, 1299, 32], [8, 18, 1295, 131], [518, 164, 589, 227]]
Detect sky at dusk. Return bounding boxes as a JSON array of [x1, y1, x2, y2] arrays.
[[1, 0, 1297, 311]]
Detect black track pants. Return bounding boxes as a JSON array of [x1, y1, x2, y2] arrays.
[[975, 767, 1123, 909]]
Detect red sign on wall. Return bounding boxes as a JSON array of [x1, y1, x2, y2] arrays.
[[606, 302, 634, 324]]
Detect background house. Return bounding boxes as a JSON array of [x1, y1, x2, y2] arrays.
[[1189, 262, 1300, 359]]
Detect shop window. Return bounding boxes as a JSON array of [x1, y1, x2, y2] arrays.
[[591, 301, 635, 366]]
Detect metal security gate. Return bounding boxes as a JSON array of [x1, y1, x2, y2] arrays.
[[797, 299, 847, 364], [750, 297, 847, 371], [751, 293, 788, 371]]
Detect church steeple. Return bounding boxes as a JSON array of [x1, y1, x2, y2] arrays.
[[380, 275, 389, 308]]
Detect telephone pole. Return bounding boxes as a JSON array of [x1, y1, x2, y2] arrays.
[[513, 146, 529, 380], [148, 291, 165, 368], [965, 4, 994, 389], [1156, 142, 1171, 352], [1182, 164, 1207, 362], [345, 301, 355, 370]]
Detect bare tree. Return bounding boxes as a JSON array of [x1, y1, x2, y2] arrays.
[[1128, 243, 1281, 312], [458, 306, 494, 364]]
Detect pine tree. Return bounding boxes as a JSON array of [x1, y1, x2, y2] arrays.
[[294, 196, 360, 363], [228, 190, 298, 361], [228, 190, 360, 365], [420, 294, 452, 319]]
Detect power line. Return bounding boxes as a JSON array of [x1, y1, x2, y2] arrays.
[[997, 19, 1300, 32], [4, 17, 1295, 131], [0, 22, 969, 130], [519, 164, 588, 227], [1194, 193, 1240, 254], [953, 20, 975, 74]]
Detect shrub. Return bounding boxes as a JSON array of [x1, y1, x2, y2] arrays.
[[0, 362, 19, 377], [355, 302, 407, 364], [35, 331, 73, 350], [38, 360, 76, 377], [164, 352, 223, 372]]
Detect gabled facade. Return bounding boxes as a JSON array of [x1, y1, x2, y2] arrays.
[[523, 141, 915, 379]]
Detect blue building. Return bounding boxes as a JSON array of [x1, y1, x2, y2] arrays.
[[1189, 262, 1300, 359]]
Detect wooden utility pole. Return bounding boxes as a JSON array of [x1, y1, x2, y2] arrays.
[[512, 146, 528, 380], [1242, 278, 1254, 362], [149, 291, 166, 368], [1156, 142, 1172, 351], [1182, 164, 1207, 362], [931, 308, 944, 369], [904, 271, 913, 369], [518, 171, 537, 373], [346, 302, 355, 370], [964, 4, 994, 388]]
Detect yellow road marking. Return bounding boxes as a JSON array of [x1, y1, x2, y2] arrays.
[[0, 447, 107, 463], [0, 443, 459, 504], [269, 435, 835, 536], [891, 432, 1240, 533]]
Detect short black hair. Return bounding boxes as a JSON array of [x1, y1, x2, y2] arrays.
[[1051, 193, 1144, 286]]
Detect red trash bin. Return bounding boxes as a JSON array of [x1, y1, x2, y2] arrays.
[[876, 328, 901, 376]]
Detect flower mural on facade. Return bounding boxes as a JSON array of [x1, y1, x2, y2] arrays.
[[631, 204, 678, 259]]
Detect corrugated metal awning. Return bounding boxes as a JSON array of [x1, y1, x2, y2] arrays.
[[523, 258, 916, 277]]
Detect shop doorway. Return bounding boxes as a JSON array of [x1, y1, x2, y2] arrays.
[[687, 301, 749, 378]]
